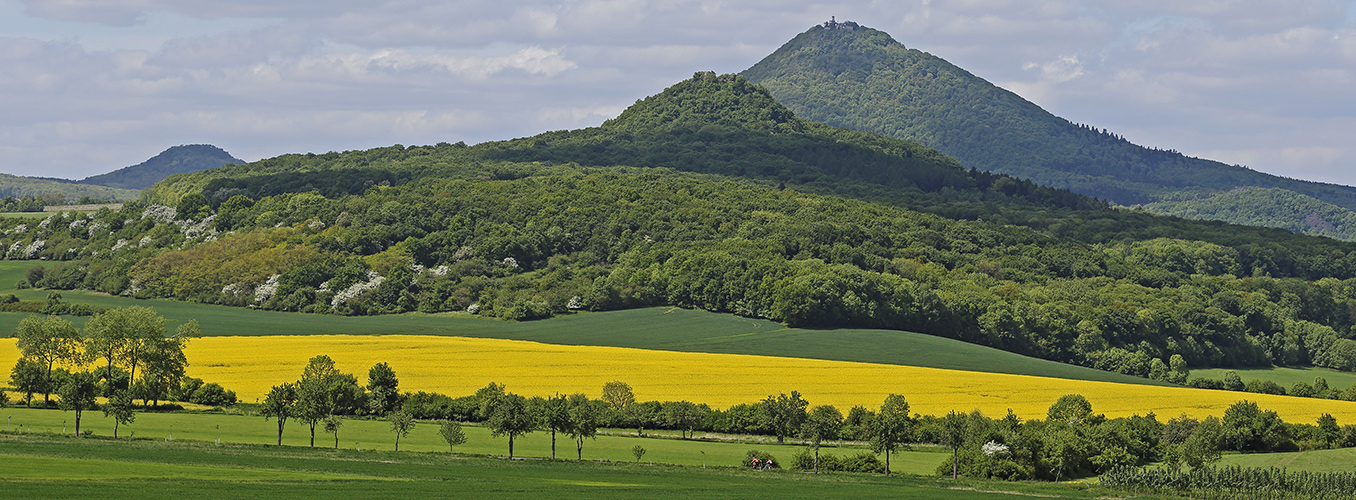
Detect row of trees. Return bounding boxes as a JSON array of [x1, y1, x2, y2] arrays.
[[252, 358, 1356, 480]]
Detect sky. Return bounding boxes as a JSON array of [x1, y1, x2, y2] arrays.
[[2, 0, 1354, 186]]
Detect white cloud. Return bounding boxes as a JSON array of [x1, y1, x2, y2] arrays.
[[0, 0, 1354, 186]]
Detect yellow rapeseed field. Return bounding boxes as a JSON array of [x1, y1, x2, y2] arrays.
[[5, 335, 1356, 422]]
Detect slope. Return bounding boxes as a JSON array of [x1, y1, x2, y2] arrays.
[[0, 173, 138, 203], [1146, 187, 1356, 241], [741, 21, 1356, 210], [80, 144, 243, 190]]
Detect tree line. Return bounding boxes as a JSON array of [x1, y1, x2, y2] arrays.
[[10, 168, 1356, 379], [254, 356, 1356, 480]]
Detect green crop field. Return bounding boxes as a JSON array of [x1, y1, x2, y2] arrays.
[[1218, 447, 1356, 473], [0, 261, 1164, 387], [0, 432, 1163, 499], [1193, 366, 1356, 392], [0, 407, 944, 475]]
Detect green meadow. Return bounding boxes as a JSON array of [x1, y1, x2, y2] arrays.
[[0, 432, 1165, 500], [0, 261, 1164, 386], [1193, 365, 1356, 391], [1218, 446, 1356, 473], [0, 406, 944, 475]]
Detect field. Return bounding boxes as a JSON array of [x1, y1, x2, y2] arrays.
[[1193, 366, 1356, 391], [0, 432, 1164, 499], [7, 335, 1355, 422], [0, 406, 946, 473], [1219, 447, 1356, 473], [0, 261, 1168, 387]]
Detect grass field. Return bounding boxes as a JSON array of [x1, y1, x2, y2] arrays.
[[0, 432, 1165, 499], [1193, 366, 1356, 392], [1218, 447, 1356, 473], [0, 260, 1165, 387], [0, 406, 945, 474]]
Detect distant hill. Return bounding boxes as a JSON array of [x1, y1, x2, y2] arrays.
[[741, 21, 1356, 210], [80, 144, 243, 190], [1146, 187, 1356, 241], [0, 173, 138, 203]]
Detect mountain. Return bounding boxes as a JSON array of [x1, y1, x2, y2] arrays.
[[25, 71, 1356, 379], [80, 144, 243, 190], [740, 20, 1356, 211], [1146, 187, 1356, 241]]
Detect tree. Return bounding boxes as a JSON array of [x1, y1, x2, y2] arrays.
[[632, 445, 646, 462], [296, 354, 350, 447], [13, 314, 82, 404], [1318, 413, 1342, 449], [439, 420, 467, 456], [474, 382, 506, 420], [486, 393, 535, 458], [137, 325, 191, 406], [1222, 400, 1288, 452], [324, 415, 343, 449], [800, 405, 843, 473], [1047, 394, 1093, 425], [103, 390, 135, 438], [663, 401, 707, 439], [1167, 354, 1189, 384], [10, 358, 47, 406], [871, 394, 912, 476], [261, 383, 298, 446], [942, 410, 966, 480], [760, 391, 808, 444], [389, 409, 415, 452], [367, 362, 400, 416], [566, 393, 598, 460], [84, 306, 167, 397], [601, 380, 635, 411], [57, 371, 98, 436], [539, 394, 571, 459]]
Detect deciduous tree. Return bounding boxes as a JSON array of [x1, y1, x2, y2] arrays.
[[870, 394, 912, 476]]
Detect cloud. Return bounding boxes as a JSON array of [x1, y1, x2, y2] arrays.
[[1, 0, 1354, 186]]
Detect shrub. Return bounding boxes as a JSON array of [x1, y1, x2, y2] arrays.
[[189, 383, 237, 407], [744, 449, 778, 469]]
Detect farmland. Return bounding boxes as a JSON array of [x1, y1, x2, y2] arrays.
[[0, 260, 1166, 387], [0, 432, 1161, 499], [7, 334, 1355, 422], [1193, 366, 1356, 392]]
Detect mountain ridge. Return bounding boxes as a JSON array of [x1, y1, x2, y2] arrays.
[[740, 21, 1356, 211], [80, 144, 243, 190]]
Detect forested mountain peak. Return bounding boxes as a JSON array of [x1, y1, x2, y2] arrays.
[[603, 71, 804, 134], [741, 22, 1356, 213], [80, 144, 244, 190]]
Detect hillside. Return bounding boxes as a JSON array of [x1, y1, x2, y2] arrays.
[[80, 144, 243, 190], [740, 21, 1356, 211], [1146, 187, 1356, 241], [0, 173, 138, 204], [11, 72, 1356, 380]]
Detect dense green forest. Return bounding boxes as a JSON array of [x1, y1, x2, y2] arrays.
[[8, 72, 1356, 378], [740, 21, 1356, 212], [1147, 187, 1356, 241]]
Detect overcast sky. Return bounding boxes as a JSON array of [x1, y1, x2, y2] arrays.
[[2, 0, 1354, 186]]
